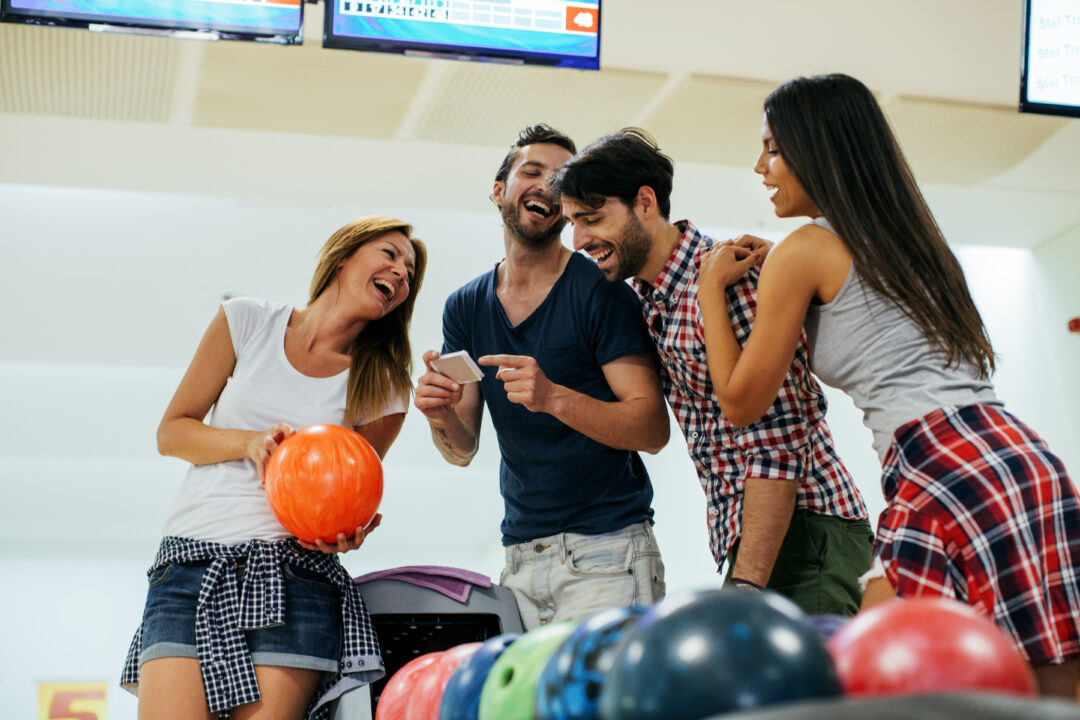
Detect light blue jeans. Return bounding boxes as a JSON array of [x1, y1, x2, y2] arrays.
[[500, 521, 666, 630]]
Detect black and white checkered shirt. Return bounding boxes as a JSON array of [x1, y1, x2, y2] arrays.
[[121, 536, 383, 719]]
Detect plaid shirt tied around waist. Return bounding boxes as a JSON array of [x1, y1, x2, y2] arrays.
[[633, 221, 867, 564], [121, 536, 383, 719]]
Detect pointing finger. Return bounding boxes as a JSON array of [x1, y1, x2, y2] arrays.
[[478, 354, 531, 367]]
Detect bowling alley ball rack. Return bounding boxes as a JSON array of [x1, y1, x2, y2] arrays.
[[331, 577, 524, 719], [369, 612, 502, 709]]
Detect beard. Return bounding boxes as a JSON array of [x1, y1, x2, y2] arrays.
[[605, 212, 652, 282], [501, 192, 567, 248]]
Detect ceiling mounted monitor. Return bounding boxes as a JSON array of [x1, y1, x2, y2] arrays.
[[0, 0, 304, 44], [324, 0, 601, 70], [1020, 0, 1080, 118]]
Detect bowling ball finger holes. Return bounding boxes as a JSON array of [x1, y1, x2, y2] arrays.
[[498, 667, 514, 686]]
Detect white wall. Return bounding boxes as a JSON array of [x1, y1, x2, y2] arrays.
[[2, 179, 1078, 718], [1031, 224, 1080, 458]]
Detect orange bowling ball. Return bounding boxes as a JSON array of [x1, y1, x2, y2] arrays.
[[264, 424, 383, 544]]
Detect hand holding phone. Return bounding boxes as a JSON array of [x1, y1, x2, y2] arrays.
[[429, 350, 484, 384]]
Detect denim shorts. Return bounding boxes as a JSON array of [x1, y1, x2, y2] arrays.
[[139, 560, 342, 672], [500, 521, 666, 629]]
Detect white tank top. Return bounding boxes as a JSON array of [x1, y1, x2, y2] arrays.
[[803, 217, 1001, 462], [161, 297, 407, 544]]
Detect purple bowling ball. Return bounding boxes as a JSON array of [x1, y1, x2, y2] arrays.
[[804, 613, 848, 641]]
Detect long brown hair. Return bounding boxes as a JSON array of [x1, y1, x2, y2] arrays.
[[309, 216, 428, 426], [765, 74, 995, 377]]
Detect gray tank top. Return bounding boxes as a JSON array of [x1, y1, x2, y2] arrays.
[[803, 217, 1001, 462]]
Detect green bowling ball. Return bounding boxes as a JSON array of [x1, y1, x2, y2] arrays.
[[478, 620, 579, 720]]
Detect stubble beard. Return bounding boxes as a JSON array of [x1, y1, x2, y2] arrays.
[[607, 213, 652, 282], [501, 196, 567, 248]]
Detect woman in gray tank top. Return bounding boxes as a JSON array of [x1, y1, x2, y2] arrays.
[[696, 73, 1080, 699]]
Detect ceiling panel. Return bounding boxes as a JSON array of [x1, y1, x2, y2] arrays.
[[0, 22, 177, 122], [989, 120, 1080, 195], [641, 74, 774, 167], [410, 62, 667, 148], [883, 96, 1068, 186], [191, 5, 430, 138]]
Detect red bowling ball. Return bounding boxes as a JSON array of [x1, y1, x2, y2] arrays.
[[264, 424, 383, 544], [827, 598, 1037, 697], [376, 652, 444, 720], [406, 643, 483, 720]]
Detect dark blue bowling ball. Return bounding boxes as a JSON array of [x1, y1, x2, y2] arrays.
[[439, 633, 520, 720], [803, 613, 848, 641], [535, 605, 646, 720], [599, 589, 842, 720]]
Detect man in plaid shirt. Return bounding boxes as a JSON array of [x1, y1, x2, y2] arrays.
[[554, 128, 872, 614]]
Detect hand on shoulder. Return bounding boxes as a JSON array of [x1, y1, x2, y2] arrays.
[[699, 244, 763, 301], [765, 222, 851, 304]]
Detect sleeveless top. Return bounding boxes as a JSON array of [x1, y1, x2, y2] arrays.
[[803, 217, 1001, 462], [162, 297, 407, 544]]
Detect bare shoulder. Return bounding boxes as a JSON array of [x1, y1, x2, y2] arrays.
[[773, 223, 845, 259], [764, 223, 851, 302]]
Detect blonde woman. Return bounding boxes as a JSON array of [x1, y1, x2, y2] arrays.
[[121, 217, 427, 719]]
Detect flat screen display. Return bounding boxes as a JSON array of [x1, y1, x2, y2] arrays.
[[324, 0, 601, 70], [0, 0, 303, 43], [1021, 0, 1080, 117]]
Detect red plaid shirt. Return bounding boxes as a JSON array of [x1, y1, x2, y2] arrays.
[[633, 221, 867, 564]]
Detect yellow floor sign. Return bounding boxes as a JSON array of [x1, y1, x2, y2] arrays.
[[37, 683, 107, 720]]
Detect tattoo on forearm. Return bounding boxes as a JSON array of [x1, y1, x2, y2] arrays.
[[434, 427, 470, 461]]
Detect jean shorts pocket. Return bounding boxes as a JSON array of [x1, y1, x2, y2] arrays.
[[281, 563, 336, 590], [566, 536, 633, 578], [147, 563, 176, 589], [636, 553, 667, 603]]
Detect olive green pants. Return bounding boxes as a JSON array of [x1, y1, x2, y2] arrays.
[[724, 509, 873, 616]]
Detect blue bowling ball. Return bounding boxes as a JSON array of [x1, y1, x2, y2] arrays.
[[599, 589, 842, 720], [439, 633, 521, 720], [535, 605, 646, 720]]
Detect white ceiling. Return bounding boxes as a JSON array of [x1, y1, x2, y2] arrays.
[[0, 0, 1079, 248]]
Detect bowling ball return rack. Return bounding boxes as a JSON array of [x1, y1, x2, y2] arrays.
[[329, 574, 524, 720]]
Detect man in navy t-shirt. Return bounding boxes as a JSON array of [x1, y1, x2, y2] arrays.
[[414, 124, 670, 629]]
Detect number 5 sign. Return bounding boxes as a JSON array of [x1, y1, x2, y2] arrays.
[[38, 683, 107, 720]]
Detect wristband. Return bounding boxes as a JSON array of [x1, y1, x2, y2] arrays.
[[729, 577, 764, 592]]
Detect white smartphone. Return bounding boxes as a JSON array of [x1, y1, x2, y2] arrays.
[[430, 350, 484, 384]]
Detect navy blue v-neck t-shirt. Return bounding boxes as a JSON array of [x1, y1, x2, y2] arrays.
[[442, 252, 657, 545]]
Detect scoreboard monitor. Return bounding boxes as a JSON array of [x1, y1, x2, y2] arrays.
[[0, 0, 304, 44], [324, 0, 601, 69], [1021, 0, 1080, 117]]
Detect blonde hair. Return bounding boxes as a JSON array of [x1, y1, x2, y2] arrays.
[[309, 216, 428, 426]]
